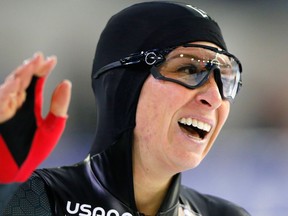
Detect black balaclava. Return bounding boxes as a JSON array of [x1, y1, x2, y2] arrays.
[[89, 2, 228, 212], [91, 1, 227, 155]]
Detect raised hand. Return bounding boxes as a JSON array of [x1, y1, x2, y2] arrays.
[[0, 53, 71, 183]]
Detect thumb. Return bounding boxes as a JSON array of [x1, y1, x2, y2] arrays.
[[49, 80, 72, 117]]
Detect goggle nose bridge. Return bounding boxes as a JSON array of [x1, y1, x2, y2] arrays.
[[211, 66, 225, 99], [195, 64, 224, 95]]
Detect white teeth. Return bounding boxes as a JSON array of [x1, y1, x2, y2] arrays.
[[192, 119, 197, 127], [186, 118, 192, 125], [198, 121, 204, 130], [178, 117, 212, 132]]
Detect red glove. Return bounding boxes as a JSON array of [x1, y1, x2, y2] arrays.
[[0, 76, 67, 183], [0, 54, 70, 183]]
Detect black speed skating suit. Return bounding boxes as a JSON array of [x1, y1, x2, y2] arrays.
[[5, 131, 250, 215], [2, 2, 251, 215]]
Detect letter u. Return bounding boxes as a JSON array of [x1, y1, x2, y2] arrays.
[[66, 201, 80, 214]]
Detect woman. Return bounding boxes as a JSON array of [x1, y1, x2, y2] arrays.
[[0, 2, 249, 215]]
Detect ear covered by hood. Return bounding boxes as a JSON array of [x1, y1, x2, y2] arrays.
[[90, 1, 227, 155]]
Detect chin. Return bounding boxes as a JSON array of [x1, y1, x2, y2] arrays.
[[169, 152, 203, 174]]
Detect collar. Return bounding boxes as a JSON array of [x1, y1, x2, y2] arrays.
[[89, 130, 181, 215]]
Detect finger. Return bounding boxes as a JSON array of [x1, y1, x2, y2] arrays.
[[4, 53, 54, 107], [49, 80, 72, 117], [0, 76, 20, 105], [0, 74, 20, 96], [16, 91, 27, 108], [4, 80, 27, 110], [34, 55, 57, 78], [11, 52, 44, 92], [0, 96, 18, 123], [0, 77, 20, 123]]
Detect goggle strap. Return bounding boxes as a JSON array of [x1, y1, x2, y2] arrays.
[[93, 61, 123, 79], [94, 50, 168, 79]]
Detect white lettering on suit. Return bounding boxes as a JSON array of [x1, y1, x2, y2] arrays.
[[66, 201, 133, 216]]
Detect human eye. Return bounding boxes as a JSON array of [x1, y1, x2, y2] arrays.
[[176, 64, 199, 75], [174, 63, 208, 84], [162, 56, 207, 81]]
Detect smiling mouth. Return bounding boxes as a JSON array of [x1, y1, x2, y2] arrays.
[[178, 118, 211, 139]]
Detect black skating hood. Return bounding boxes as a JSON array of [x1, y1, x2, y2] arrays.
[[88, 1, 227, 214], [22, 2, 249, 215], [91, 1, 227, 155]]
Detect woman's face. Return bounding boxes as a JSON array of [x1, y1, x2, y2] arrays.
[[133, 41, 230, 175]]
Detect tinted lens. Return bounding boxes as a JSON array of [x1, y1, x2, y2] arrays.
[[151, 46, 241, 101]]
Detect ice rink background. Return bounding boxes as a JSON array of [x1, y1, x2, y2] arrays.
[[1, 1, 288, 215]]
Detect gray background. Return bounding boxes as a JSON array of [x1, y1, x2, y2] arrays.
[[0, 1, 287, 215]]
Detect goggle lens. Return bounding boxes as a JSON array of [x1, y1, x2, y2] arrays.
[[151, 45, 242, 102]]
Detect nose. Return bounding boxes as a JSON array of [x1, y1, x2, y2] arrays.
[[195, 73, 223, 109]]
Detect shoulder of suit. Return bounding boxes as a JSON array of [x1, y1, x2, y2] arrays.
[[180, 185, 251, 216]]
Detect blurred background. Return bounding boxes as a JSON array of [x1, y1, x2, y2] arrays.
[[0, 0, 287, 215]]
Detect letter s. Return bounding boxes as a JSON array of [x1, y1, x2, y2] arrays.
[[79, 204, 92, 216]]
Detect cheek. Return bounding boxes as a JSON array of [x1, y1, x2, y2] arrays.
[[138, 77, 179, 118], [218, 101, 230, 126], [135, 77, 182, 145], [135, 79, 165, 142]]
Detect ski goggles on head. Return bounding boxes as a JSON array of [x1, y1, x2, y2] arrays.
[[94, 44, 242, 103]]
